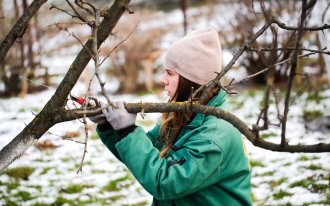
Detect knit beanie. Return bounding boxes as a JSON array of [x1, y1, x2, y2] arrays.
[[165, 27, 222, 85]]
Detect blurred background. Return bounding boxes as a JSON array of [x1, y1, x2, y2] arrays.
[[0, 0, 329, 205]]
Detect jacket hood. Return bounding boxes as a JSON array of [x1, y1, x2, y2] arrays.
[[186, 89, 228, 128], [206, 89, 228, 110]]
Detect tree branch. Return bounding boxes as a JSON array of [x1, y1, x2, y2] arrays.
[[0, 0, 131, 172], [0, 0, 48, 64], [272, 16, 330, 31], [54, 101, 330, 154], [281, 0, 307, 145]]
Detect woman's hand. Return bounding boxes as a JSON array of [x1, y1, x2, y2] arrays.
[[102, 101, 137, 130]]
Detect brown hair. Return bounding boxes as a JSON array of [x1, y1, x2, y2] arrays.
[[158, 75, 202, 158]]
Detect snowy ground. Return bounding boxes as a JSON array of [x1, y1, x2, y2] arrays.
[[0, 85, 329, 206], [1, 1, 330, 205]]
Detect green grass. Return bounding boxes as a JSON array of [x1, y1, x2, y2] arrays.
[[260, 131, 277, 139], [260, 171, 275, 176], [18, 108, 26, 113], [31, 107, 40, 113], [303, 110, 322, 120], [16, 191, 33, 201], [4, 166, 35, 180], [90, 131, 100, 140], [6, 181, 19, 190], [273, 189, 293, 200], [283, 162, 292, 166], [102, 174, 132, 192], [40, 167, 52, 175], [109, 194, 124, 202], [250, 160, 265, 167], [269, 177, 288, 188], [306, 92, 322, 104], [297, 155, 319, 161], [123, 201, 149, 206], [62, 184, 84, 194], [289, 175, 328, 193], [302, 164, 323, 170], [53, 196, 76, 206], [2, 197, 18, 206]]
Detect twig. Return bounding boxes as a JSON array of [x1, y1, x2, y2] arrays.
[[123, 4, 134, 14], [322, 1, 330, 23], [281, 0, 307, 146], [18, 75, 52, 89], [48, 131, 85, 144], [228, 52, 317, 86], [247, 46, 330, 55], [42, 21, 87, 30], [50, 3, 79, 20], [272, 16, 330, 31], [196, 20, 272, 102], [99, 20, 140, 66], [77, 9, 102, 174], [66, 0, 93, 26], [74, 0, 96, 16], [56, 24, 94, 59], [272, 89, 282, 123]]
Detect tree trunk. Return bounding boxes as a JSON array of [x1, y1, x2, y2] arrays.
[[180, 0, 187, 35], [0, 0, 131, 172]]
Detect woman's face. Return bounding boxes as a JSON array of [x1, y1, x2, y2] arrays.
[[160, 69, 179, 99]]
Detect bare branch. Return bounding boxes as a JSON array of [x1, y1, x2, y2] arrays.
[[272, 16, 330, 31], [229, 52, 317, 86], [197, 21, 272, 102], [0, 0, 48, 64], [66, 0, 92, 26], [247, 47, 330, 55], [55, 24, 94, 58], [48, 131, 85, 144], [50, 3, 76, 19], [59, 101, 330, 153], [281, 0, 307, 145], [74, 0, 96, 16], [322, 1, 330, 23], [99, 20, 139, 65], [76, 9, 102, 174]]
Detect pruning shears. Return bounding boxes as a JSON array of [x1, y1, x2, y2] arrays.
[[70, 94, 98, 107]]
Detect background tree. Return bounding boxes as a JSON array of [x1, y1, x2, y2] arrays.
[[0, 0, 45, 97]]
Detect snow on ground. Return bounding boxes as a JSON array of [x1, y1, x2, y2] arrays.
[[1, 1, 330, 205], [0, 85, 329, 206]]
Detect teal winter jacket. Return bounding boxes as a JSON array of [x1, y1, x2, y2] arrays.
[[97, 90, 252, 206]]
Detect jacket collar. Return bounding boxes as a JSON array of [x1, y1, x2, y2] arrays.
[[185, 89, 228, 128]]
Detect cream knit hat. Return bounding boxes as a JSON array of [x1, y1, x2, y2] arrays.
[[165, 27, 222, 85]]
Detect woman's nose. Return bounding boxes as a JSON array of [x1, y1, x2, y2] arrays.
[[160, 74, 168, 86]]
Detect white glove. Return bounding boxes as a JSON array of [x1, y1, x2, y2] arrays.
[[102, 101, 137, 130]]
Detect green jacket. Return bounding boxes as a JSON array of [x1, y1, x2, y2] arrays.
[[97, 90, 252, 206]]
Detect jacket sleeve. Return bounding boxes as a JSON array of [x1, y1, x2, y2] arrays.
[[115, 125, 223, 201], [96, 122, 123, 161], [97, 123, 160, 161], [145, 123, 160, 144]]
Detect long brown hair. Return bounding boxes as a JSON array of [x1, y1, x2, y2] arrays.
[[158, 75, 202, 158]]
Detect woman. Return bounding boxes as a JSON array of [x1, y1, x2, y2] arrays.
[[90, 27, 252, 206]]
